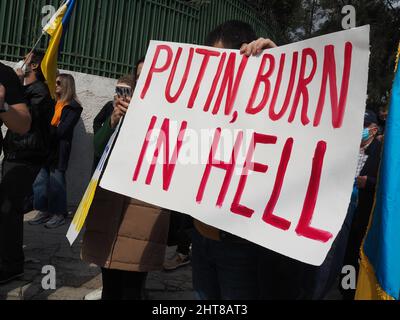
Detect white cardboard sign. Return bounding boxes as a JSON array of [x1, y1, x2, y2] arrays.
[[100, 26, 370, 266]]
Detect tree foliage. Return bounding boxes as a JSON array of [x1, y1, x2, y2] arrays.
[[246, 0, 400, 110]]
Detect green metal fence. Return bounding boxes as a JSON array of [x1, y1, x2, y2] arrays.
[[0, 0, 278, 79]]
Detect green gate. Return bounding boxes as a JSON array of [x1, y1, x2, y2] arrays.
[[0, 0, 278, 79]]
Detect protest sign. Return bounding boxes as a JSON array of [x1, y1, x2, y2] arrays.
[[99, 26, 370, 266]]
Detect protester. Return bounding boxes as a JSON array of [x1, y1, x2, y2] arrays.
[[0, 51, 54, 284], [29, 74, 82, 229], [340, 110, 382, 300], [0, 62, 32, 284], [191, 20, 279, 300], [81, 95, 170, 300], [4, 51, 55, 210]]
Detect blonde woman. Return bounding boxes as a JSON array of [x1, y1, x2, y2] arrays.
[[30, 74, 83, 229]]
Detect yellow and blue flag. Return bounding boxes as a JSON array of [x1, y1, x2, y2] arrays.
[[355, 44, 400, 300], [41, 0, 76, 98]]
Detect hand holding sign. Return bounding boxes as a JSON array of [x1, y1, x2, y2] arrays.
[[240, 38, 278, 56]]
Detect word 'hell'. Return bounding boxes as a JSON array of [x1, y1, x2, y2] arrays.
[[133, 116, 333, 243]]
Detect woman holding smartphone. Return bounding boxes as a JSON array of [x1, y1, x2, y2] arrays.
[[81, 69, 170, 300], [29, 74, 83, 229]]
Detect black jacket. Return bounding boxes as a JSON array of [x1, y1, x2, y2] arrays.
[[93, 101, 114, 135], [357, 138, 382, 219], [343, 137, 383, 274], [3, 80, 54, 164], [0, 63, 26, 154], [47, 99, 83, 171]]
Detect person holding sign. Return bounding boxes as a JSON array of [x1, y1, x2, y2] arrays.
[[94, 18, 370, 299], [191, 20, 282, 300]]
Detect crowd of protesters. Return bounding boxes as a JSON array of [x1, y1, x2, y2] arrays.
[[0, 20, 387, 300]]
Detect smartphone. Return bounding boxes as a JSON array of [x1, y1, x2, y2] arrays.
[[116, 86, 133, 99]]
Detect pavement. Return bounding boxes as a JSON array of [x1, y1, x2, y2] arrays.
[[0, 211, 194, 300], [0, 212, 343, 301]]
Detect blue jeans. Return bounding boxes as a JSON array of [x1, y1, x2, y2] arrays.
[[33, 168, 67, 216], [191, 228, 259, 300]]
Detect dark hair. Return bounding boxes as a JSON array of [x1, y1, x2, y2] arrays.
[[206, 20, 257, 49], [118, 75, 136, 89], [133, 57, 145, 83], [30, 50, 45, 81]]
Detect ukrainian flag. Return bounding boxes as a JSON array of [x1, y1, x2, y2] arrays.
[[41, 0, 76, 98], [355, 44, 400, 300]]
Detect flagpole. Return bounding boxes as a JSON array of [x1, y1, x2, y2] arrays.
[[29, 32, 45, 54], [21, 0, 68, 68], [19, 32, 45, 70]]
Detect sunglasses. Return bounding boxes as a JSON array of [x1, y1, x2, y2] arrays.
[[56, 80, 62, 86]]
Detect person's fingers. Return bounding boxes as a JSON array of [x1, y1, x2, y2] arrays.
[[116, 101, 129, 113], [119, 101, 129, 110], [259, 38, 268, 51], [240, 43, 248, 54], [115, 97, 128, 107], [252, 39, 263, 55], [262, 38, 278, 49], [269, 39, 277, 48], [15, 68, 24, 77], [246, 38, 277, 56], [245, 43, 255, 56], [240, 38, 278, 57], [253, 38, 277, 56], [254, 45, 262, 56], [123, 98, 131, 106], [115, 105, 127, 115]]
